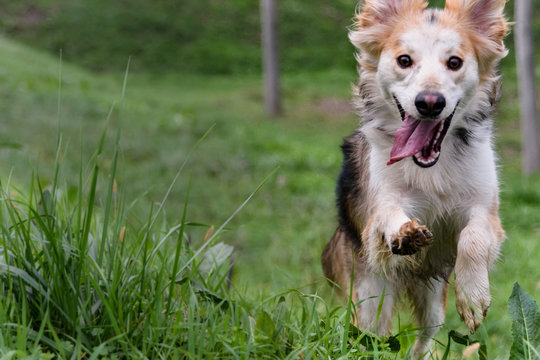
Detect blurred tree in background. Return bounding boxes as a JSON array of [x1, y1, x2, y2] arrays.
[[261, 0, 282, 117], [515, 0, 540, 174]]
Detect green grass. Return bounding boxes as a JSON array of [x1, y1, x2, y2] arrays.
[[0, 37, 358, 292], [0, 135, 357, 358], [0, 35, 538, 358]]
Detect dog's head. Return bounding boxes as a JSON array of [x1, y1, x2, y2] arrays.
[[350, 0, 508, 168]]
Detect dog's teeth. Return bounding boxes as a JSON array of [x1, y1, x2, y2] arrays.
[[434, 125, 444, 142]]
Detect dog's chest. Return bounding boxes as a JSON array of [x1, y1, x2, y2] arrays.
[[376, 153, 492, 224]]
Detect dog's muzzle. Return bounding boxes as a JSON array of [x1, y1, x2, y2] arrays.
[[388, 96, 456, 168]]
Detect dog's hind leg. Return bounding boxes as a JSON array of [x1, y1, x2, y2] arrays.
[[408, 279, 449, 359], [352, 271, 396, 335], [322, 226, 357, 299], [322, 226, 396, 334]]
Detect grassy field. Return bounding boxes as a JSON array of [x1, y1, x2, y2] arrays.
[[0, 34, 539, 358]]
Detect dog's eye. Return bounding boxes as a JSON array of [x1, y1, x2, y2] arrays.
[[447, 56, 463, 71], [397, 55, 413, 69]]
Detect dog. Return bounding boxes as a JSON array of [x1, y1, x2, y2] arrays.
[[321, 0, 508, 357]]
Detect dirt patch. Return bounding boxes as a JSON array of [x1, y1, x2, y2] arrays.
[[313, 97, 354, 117], [8, 5, 54, 30]]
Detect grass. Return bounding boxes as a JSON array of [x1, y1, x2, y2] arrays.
[[0, 89, 419, 359], [0, 35, 538, 358], [0, 37, 357, 292]]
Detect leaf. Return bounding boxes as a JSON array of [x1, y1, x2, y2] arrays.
[[38, 189, 53, 216], [508, 282, 540, 360], [175, 277, 188, 285], [443, 330, 487, 360], [198, 242, 234, 277], [256, 310, 275, 339], [89, 342, 112, 360], [386, 335, 401, 352], [348, 324, 400, 352], [196, 289, 230, 309], [479, 342, 488, 360], [449, 330, 477, 346]]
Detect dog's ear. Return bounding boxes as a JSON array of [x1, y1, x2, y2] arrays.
[[355, 0, 426, 27], [349, 0, 427, 55], [445, 0, 508, 75], [445, 0, 507, 43]]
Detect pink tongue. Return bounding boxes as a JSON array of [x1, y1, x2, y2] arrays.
[[387, 114, 441, 165]]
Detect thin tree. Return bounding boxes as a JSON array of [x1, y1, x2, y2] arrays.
[[515, 0, 540, 174], [260, 0, 282, 116]]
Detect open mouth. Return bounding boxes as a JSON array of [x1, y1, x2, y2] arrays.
[[387, 97, 455, 168]]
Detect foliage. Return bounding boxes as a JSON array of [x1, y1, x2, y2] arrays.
[[440, 330, 488, 360], [509, 283, 540, 360]]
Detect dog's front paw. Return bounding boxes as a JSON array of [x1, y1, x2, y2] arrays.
[[391, 218, 433, 255], [455, 279, 491, 333]]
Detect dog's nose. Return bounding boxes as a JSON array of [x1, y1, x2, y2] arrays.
[[415, 91, 446, 117]]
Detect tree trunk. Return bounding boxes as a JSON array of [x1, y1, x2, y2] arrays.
[[515, 0, 540, 174], [260, 0, 282, 117]]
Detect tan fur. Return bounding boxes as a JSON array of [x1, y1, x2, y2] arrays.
[[489, 194, 506, 242], [322, 227, 357, 297], [322, 227, 364, 325], [350, 0, 427, 71]]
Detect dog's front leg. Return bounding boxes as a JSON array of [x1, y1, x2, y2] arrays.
[[363, 205, 433, 273], [454, 206, 504, 332]]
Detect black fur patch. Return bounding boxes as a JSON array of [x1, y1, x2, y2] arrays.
[[337, 139, 361, 245], [464, 79, 500, 124], [427, 10, 438, 24], [358, 82, 369, 100], [356, 80, 377, 124], [454, 127, 472, 146], [336, 131, 370, 249], [463, 110, 489, 124]]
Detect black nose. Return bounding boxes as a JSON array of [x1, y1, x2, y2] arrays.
[[415, 91, 446, 117]]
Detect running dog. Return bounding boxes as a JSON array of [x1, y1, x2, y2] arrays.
[[322, 0, 508, 357]]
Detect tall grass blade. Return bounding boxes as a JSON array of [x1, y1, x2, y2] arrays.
[[166, 178, 191, 315], [341, 256, 354, 355]]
